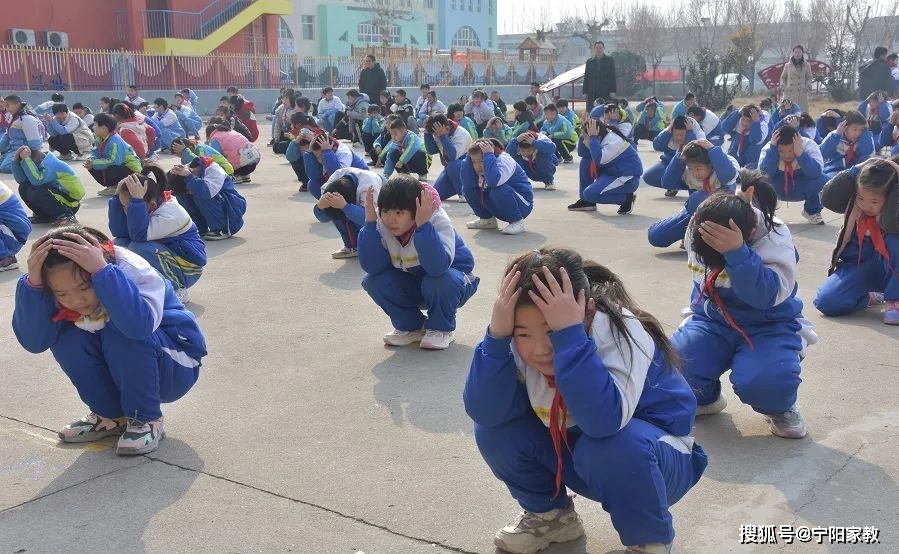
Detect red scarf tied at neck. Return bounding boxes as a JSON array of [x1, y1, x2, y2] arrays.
[[545, 375, 571, 499], [857, 215, 894, 271]]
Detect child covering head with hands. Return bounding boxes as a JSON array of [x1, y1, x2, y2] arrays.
[[12, 225, 206, 455], [464, 248, 706, 554]]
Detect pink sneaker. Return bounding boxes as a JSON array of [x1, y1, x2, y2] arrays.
[[884, 301, 899, 325]]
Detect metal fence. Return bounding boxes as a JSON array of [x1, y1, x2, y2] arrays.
[[0, 47, 573, 92]]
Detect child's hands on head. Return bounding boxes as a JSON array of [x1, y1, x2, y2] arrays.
[[585, 119, 599, 137], [692, 139, 714, 150], [477, 141, 493, 155], [26, 238, 55, 287], [364, 186, 377, 222], [431, 122, 447, 137], [414, 189, 435, 227], [50, 232, 109, 275], [489, 265, 522, 338], [698, 219, 745, 255], [171, 164, 191, 177], [528, 266, 594, 332], [121, 174, 147, 201]]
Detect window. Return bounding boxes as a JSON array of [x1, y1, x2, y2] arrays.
[[468, 0, 473, 11], [477, 0, 482, 11], [488, 27, 492, 48], [425, 0, 434, 7], [427, 24, 435, 46], [358, 21, 401, 44], [451, 26, 481, 47], [301, 15, 314, 41], [451, 0, 456, 9], [488, 0, 492, 14]]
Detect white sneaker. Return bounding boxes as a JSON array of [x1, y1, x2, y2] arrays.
[[383, 328, 424, 346], [801, 210, 825, 225], [61, 152, 76, 161], [417, 173, 429, 180], [175, 287, 190, 304], [766, 406, 808, 439], [420, 330, 454, 350], [331, 247, 358, 259], [116, 417, 164, 455], [456, 195, 468, 203], [696, 394, 727, 416], [97, 186, 118, 197], [494, 502, 585, 554], [502, 220, 525, 235], [544, 183, 556, 191], [626, 543, 673, 554], [145, 152, 159, 163], [466, 217, 498, 230]]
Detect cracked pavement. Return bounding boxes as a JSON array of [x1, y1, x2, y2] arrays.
[[2, 127, 897, 553]]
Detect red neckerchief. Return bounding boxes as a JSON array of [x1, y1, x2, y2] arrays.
[[693, 267, 754, 348], [50, 241, 115, 322], [345, 221, 357, 248], [738, 129, 747, 152], [845, 140, 856, 166], [702, 175, 712, 193], [783, 161, 794, 200], [545, 375, 571, 499], [857, 215, 893, 270], [396, 225, 416, 246]]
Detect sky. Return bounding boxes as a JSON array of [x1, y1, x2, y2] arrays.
[[496, 0, 667, 34]]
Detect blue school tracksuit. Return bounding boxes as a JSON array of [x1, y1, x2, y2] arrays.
[[154, 109, 187, 148], [643, 126, 701, 188], [0, 114, 44, 173], [858, 100, 891, 130], [878, 122, 899, 156], [12, 247, 206, 422], [483, 123, 513, 146], [464, 312, 707, 546], [506, 135, 558, 186], [648, 147, 739, 248], [770, 105, 802, 129], [304, 142, 368, 199], [758, 136, 829, 216], [175, 106, 202, 137], [461, 152, 533, 224], [695, 111, 725, 147], [672, 210, 816, 415], [142, 114, 163, 154], [13, 152, 84, 221], [426, 126, 472, 200], [313, 167, 384, 250], [815, 166, 899, 316], [773, 118, 823, 144], [721, 111, 769, 168], [176, 158, 246, 236], [0, 180, 31, 259], [578, 133, 643, 205], [358, 191, 479, 333], [819, 130, 875, 178], [108, 195, 207, 290]]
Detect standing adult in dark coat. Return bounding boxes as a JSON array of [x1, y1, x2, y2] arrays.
[[858, 46, 894, 100], [582, 41, 617, 113], [359, 55, 388, 104]]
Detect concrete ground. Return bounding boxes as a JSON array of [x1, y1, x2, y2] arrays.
[[1, 127, 897, 554]]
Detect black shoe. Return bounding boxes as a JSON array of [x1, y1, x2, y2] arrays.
[[567, 199, 597, 211], [52, 215, 78, 227], [664, 189, 679, 197], [617, 194, 637, 215], [298, 183, 308, 192], [28, 215, 54, 224]]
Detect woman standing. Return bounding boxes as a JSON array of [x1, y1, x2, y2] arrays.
[[780, 45, 814, 112]]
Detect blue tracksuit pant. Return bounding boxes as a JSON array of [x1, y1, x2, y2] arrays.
[[672, 316, 803, 415], [51, 322, 199, 421], [815, 233, 899, 314], [462, 184, 533, 224], [113, 239, 203, 290], [773, 174, 829, 215], [518, 156, 556, 185], [0, 207, 30, 258], [475, 413, 707, 546], [643, 161, 667, 188], [648, 190, 709, 248], [18, 182, 80, 221], [579, 159, 638, 205], [176, 193, 231, 235], [433, 160, 466, 200], [362, 268, 479, 332]]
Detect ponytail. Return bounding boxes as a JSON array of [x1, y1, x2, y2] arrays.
[[739, 169, 779, 233]]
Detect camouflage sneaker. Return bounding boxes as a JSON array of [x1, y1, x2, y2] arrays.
[[626, 543, 673, 554], [116, 418, 165, 455], [58, 412, 125, 443], [493, 501, 585, 554]]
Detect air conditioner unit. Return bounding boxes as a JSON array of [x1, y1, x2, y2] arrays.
[[9, 29, 36, 48], [45, 31, 69, 49]]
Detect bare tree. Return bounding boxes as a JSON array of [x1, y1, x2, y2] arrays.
[[860, 2, 899, 57], [731, 0, 780, 92], [683, 0, 738, 51], [668, 1, 700, 94], [354, 0, 423, 47], [621, 3, 670, 94], [562, 4, 612, 49]]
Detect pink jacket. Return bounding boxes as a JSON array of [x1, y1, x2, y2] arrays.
[[208, 128, 254, 168]]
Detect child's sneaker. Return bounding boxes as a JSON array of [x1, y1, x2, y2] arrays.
[[97, 186, 118, 197], [766, 406, 808, 439], [58, 413, 125, 443], [202, 230, 231, 241], [417, 173, 429, 181], [175, 287, 191, 304], [383, 328, 424, 346], [626, 544, 673, 554], [617, 193, 637, 215], [664, 189, 679, 197], [868, 292, 885, 307], [501, 220, 525, 235], [331, 247, 358, 259], [0, 256, 18, 272], [493, 501, 585, 554], [466, 217, 498, 230], [884, 301, 899, 325], [801, 210, 825, 225], [117, 418, 165, 455], [52, 214, 78, 227], [696, 394, 727, 416], [567, 199, 597, 211], [456, 194, 467, 203], [544, 182, 556, 191], [420, 330, 454, 350]]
